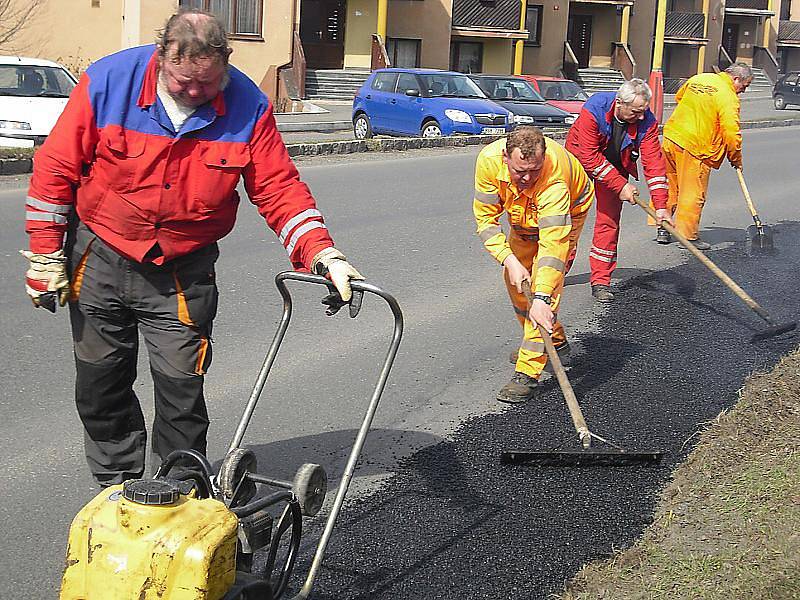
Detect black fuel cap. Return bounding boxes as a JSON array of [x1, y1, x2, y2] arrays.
[[122, 479, 180, 505]]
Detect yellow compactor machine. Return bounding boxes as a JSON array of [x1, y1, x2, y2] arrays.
[[59, 273, 404, 600]]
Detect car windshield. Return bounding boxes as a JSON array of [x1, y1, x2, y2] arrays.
[[0, 65, 76, 98], [419, 73, 487, 98], [475, 78, 545, 102], [536, 80, 588, 102]]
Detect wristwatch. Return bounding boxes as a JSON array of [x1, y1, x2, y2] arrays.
[[533, 293, 552, 305]]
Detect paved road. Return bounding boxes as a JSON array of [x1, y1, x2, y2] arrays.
[[0, 127, 798, 598]]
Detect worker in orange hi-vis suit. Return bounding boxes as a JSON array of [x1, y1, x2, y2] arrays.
[[657, 63, 753, 249], [473, 127, 594, 404]]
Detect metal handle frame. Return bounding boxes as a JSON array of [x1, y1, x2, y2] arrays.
[[225, 271, 404, 600]]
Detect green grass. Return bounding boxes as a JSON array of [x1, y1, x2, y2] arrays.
[[0, 147, 35, 160]]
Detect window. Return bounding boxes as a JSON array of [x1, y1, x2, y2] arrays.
[[396, 73, 420, 94], [372, 72, 399, 91], [179, 0, 262, 37], [387, 38, 421, 69], [525, 4, 542, 45], [450, 42, 483, 74]]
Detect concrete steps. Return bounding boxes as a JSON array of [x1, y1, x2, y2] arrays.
[[576, 67, 627, 95], [749, 67, 773, 92], [305, 69, 371, 101]]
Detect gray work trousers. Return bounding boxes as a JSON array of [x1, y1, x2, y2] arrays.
[[66, 221, 219, 486]]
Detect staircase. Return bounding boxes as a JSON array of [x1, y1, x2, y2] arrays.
[[748, 67, 773, 94], [304, 68, 371, 101], [575, 67, 627, 95]]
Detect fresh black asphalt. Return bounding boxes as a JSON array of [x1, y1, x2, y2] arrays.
[[287, 223, 799, 600]]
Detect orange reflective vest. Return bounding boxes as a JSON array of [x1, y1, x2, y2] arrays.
[[473, 137, 594, 295], [663, 72, 742, 169]]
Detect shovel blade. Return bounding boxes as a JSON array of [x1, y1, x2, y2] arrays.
[[747, 224, 775, 254], [500, 449, 663, 467]]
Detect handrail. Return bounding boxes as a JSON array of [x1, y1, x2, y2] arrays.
[[563, 41, 579, 80], [564, 40, 579, 66], [612, 42, 636, 79], [718, 44, 734, 70], [371, 33, 391, 70]]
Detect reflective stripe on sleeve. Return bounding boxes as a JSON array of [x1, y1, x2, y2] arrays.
[[26, 211, 67, 224], [573, 181, 593, 209], [278, 209, 323, 244], [646, 176, 667, 185], [649, 183, 669, 191], [285, 221, 327, 254], [538, 214, 569, 229], [521, 339, 545, 352], [479, 225, 502, 242], [474, 190, 500, 204], [26, 197, 71, 214], [537, 256, 565, 272], [596, 163, 614, 180], [592, 160, 612, 178]]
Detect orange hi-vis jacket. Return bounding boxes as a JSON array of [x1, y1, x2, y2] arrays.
[[663, 72, 742, 169], [473, 137, 594, 296]]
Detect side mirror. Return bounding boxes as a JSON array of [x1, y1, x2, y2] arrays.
[[405, 89, 420, 97]]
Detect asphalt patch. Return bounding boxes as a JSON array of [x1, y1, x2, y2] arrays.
[[287, 223, 800, 600]]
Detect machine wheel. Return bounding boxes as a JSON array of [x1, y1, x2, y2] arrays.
[[421, 120, 442, 138], [774, 95, 786, 110], [292, 463, 327, 516], [353, 113, 373, 139], [218, 448, 258, 506]]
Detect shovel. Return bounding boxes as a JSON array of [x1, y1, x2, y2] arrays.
[[736, 168, 775, 254], [635, 196, 795, 342], [500, 287, 663, 467]]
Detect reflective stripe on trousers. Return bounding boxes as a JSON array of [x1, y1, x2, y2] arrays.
[[503, 210, 587, 379]]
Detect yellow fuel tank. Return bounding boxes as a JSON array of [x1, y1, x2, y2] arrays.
[[60, 479, 239, 600]]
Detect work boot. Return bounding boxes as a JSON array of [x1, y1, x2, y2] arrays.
[[509, 342, 571, 367], [496, 372, 539, 404], [690, 239, 711, 251], [591, 284, 615, 303], [656, 227, 672, 244]]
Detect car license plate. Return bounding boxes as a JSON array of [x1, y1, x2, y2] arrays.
[[481, 127, 505, 134]]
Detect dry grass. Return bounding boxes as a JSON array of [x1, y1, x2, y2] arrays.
[[0, 147, 35, 160], [562, 349, 800, 600]]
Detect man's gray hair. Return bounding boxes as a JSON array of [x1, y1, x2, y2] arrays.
[[725, 62, 753, 81], [617, 78, 652, 104], [157, 8, 231, 64]]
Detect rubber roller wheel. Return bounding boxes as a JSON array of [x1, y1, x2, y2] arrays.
[[218, 448, 258, 505], [292, 463, 327, 517]]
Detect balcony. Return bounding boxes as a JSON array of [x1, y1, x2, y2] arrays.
[[451, 0, 522, 32], [664, 12, 707, 44], [778, 20, 800, 46], [724, 0, 774, 16]]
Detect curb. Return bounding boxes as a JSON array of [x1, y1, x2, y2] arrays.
[[0, 157, 33, 176], [277, 120, 351, 133]]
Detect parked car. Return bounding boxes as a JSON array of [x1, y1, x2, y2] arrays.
[[352, 68, 513, 139], [521, 75, 588, 118], [468, 74, 574, 128], [0, 56, 77, 148], [772, 71, 800, 110]]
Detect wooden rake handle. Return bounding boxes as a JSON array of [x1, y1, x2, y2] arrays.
[[735, 168, 763, 226], [524, 287, 591, 448], [634, 196, 775, 326]]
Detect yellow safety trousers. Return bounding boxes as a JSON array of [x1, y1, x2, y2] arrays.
[[663, 138, 712, 240], [504, 210, 587, 379]]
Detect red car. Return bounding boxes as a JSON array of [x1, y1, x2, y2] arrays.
[[521, 76, 588, 118]]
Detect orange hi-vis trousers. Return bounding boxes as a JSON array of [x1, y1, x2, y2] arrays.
[[662, 138, 712, 240], [504, 211, 587, 380]]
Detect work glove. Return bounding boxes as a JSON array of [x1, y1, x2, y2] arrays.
[[20, 249, 70, 312], [311, 247, 365, 317]]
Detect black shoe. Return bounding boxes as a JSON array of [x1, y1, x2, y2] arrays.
[[656, 227, 672, 244], [496, 372, 539, 404], [510, 342, 571, 367], [591, 284, 615, 303], [690, 239, 711, 251]]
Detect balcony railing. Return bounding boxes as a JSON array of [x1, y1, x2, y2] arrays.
[[725, 0, 771, 12], [451, 0, 521, 30], [665, 12, 705, 40], [778, 20, 800, 44]]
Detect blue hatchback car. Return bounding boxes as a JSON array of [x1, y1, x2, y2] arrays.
[[352, 68, 513, 139]]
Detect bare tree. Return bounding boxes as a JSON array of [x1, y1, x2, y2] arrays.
[[0, 0, 44, 53]]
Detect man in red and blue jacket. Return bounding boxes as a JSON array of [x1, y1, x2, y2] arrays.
[[21, 10, 363, 486], [566, 79, 672, 302]]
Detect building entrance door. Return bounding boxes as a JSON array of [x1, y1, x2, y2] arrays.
[[568, 15, 592, 68], [723, 23, 740, 62], [300, 0, 347, 69]]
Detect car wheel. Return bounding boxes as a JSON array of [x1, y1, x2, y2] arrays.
[[421, 120, 443, 138], [353, 114, 373, 139], [774, 95, 786, 110]]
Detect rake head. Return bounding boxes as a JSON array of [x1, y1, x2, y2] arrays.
[[500, 449, 663, 467]]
